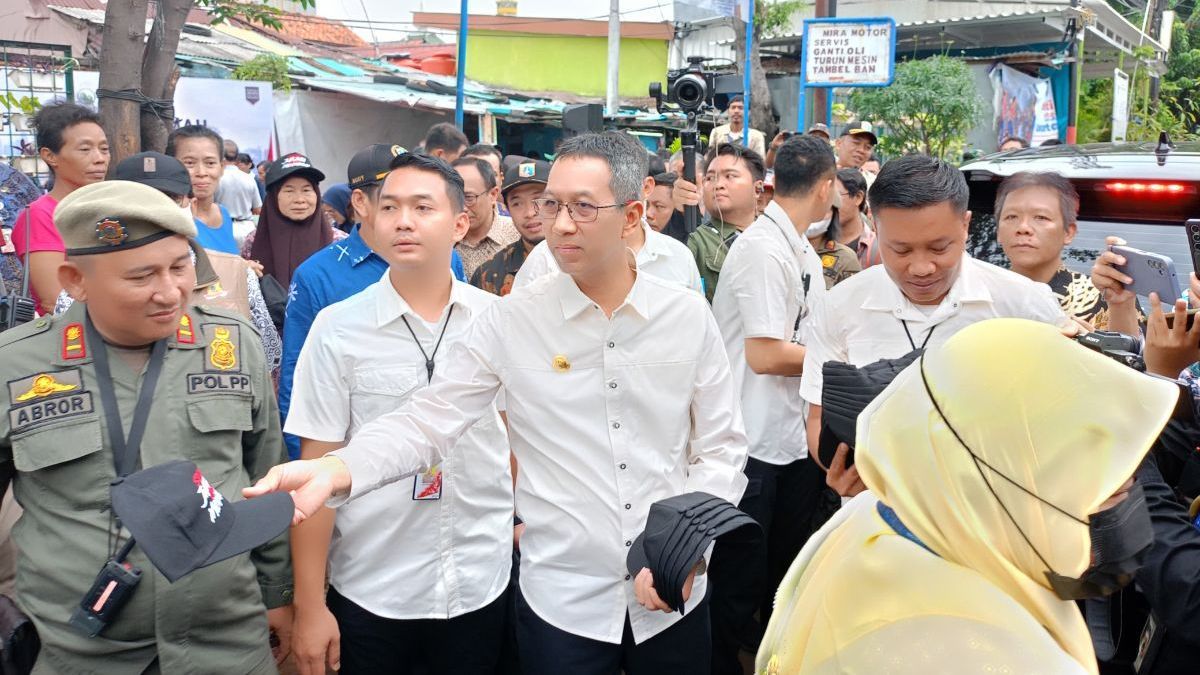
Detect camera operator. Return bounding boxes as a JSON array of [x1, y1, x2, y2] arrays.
[[710, 96, 766, 157]]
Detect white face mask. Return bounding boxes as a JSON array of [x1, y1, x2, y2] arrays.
[[806, 214, 832, 238]]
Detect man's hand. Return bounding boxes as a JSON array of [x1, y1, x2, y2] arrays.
[[292, 604, 341, 675], [826, 443, 866, 497], [769, 131, 790, 150], [244, 456, 352, 525], [267, 605, 294, 666], [1145, 293, 1200, 378], [672, 177, 701, 213], [247, 259, 265, 278], [633, 565, 697, 613], [1091, 236, 1137, 307]]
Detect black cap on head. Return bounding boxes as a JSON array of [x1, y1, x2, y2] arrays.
[[501, 158, 550, 199], [115, 152, 192, 197], [110, 460, 294, 583], [625, 492, 760, 613], [840, 120, 879, 146], [265, 153, 325, 190], [348, 144, 407, 190]]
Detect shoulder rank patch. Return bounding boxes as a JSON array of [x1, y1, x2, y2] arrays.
[[177, 314, 195, 344], [62, 323, 86, 360], [202, 323, 240, 372]]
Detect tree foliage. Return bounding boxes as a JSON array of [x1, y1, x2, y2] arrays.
[[233, 55, 292, 92], [848, 55, 983, 160]]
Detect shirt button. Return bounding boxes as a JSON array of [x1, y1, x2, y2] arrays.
[[608, 341, 616, 348], [612, 422, 621, 429], [619, 463, 627, 470], [625, 574, 632, 581], [625, 503, 632, 510], [625, 540, 632, 547], [609, 381, 618, 389]]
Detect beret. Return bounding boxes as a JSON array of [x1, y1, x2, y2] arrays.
[[56, 180, 197, 256]]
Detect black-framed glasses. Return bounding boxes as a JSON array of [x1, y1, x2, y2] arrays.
[[463, 192, 483, 206], [531, 198, 624, 223]]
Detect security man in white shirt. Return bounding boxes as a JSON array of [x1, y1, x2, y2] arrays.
[[285, 153, 514, 675], [800, 154, 1068, 497], [245, 131, 748, 674], [511, 216, 702, 294], [708, 135, 833, 675]]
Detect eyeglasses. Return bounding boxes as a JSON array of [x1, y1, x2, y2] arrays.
[[531, 198, 625, 223], [463, 192, 483, 206]]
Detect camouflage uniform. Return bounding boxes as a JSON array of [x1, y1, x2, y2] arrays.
[[470, 238, 532, 297]]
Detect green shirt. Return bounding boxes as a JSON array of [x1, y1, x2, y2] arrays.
[[687, 218, 742, 303], [0, 301, 289, 674]]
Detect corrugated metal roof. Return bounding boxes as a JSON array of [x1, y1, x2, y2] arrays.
[[209, 23, 305, 57]]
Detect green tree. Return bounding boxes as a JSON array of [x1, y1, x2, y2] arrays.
[[733, 1, 808, 137], [848, 55, 983, 160], [99, 0, 313, 164], [233, 55, 293, 92]]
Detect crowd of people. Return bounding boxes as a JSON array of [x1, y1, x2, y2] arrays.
[[0, 98, 1198, 675]]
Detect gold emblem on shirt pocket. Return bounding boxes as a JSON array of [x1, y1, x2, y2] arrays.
[[552, 355, 571, 372]]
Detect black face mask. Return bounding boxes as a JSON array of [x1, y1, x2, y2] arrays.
[[1045, 482, 1153, 600], [917, 356, 1153, 602]]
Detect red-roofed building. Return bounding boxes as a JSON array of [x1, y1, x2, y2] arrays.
[[251, 10, 367, 48]]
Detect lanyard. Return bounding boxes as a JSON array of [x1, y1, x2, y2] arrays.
[[84, 314, 167, 479], [900, 320, 937, 353], [876, 501, 938, 557], [400, 305, 456, 383], [85, 314, 167, 561]]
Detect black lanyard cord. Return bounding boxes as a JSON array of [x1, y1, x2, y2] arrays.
[[901, 320, 937, 353], [85, 313, 167, 561], [400, 305, 456, 383]]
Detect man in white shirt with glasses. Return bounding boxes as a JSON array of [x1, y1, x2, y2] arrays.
[[247, 132, 748, 674]]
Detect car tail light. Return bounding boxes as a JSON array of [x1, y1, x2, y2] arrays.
[[1100, 182, 1194, 195]]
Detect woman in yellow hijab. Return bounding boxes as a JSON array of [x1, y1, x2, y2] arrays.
[[757, 318, 1180, 675]]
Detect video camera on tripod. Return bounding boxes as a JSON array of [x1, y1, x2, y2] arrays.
[[649, 57, 743, 232]]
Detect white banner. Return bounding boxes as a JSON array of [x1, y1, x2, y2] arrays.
[[72, 72, 276, 162], [675, 0, 750, 21], [990, 64, 1059, 147], [804, 20, 895, 86], [1112, 69, 1130, 142]]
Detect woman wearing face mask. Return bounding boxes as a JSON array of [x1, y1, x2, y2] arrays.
[[807, 191, 861, 290], [244, 153, 345, 289], [757, 318, 1177, 675], [12, 102, 109, 314]]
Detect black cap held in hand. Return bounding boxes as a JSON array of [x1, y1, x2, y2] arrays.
[[110, 460, 293, 583], [626, 492, 760, 613]]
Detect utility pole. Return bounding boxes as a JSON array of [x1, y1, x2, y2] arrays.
[[811, 0, 832, 126], [606, 0, 620, 116]]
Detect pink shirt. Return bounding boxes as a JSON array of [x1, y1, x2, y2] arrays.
[[11, 194, 61, 310]]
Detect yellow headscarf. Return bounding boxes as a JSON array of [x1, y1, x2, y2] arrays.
[[757, 318, 1179, 674]]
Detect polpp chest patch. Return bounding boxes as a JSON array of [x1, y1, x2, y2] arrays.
[[201, 323, 241, 373], [7, 369, 94, 434], [186, 372, 253, 395]]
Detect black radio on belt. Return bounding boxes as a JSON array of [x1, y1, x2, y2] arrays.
[[69, 540, 142, 638], [2, 213, 37, 333]]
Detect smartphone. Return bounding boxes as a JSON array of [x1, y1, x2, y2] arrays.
[[1186, 219, 1200, 276], [1164, 311, 1198, 331], [1111, 245, 1183, 304]]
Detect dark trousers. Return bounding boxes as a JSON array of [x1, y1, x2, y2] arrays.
[[708, 456, 836, 675], [515, 588, 712, 675], [327, 585, 509, 675]]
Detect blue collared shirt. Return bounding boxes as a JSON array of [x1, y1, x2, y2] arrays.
[[279, 225, 466, 458]]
